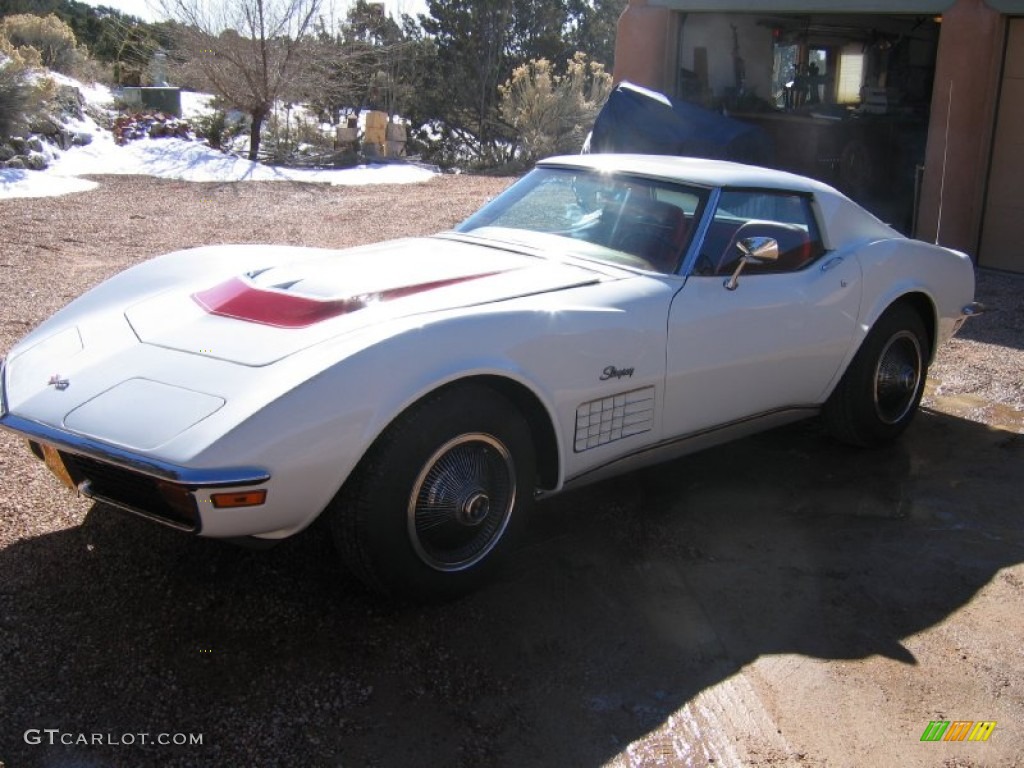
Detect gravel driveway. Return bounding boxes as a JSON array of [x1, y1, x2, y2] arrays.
[[1, 175, 1022, 767]]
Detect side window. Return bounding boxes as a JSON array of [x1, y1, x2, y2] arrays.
[[694, 190, 826, 276]]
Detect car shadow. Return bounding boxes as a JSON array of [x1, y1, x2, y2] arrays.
[[0, 409, 1022, 767]]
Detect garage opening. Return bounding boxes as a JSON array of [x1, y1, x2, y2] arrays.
[[674, 12, 943, 233]]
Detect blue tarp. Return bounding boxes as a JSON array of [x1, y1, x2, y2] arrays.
[[588, 82, 774, 166]]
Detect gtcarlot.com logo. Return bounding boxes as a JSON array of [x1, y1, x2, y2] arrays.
[[24, 729, 203, 747]]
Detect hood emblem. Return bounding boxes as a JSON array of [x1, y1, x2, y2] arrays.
[[48, 374, 70, 391]]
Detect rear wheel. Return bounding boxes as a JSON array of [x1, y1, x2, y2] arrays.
[[329, 383, 535, 599], [824, 303, 929, 447]]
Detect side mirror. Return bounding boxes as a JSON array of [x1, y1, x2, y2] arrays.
[[724, 236, 779, 290]]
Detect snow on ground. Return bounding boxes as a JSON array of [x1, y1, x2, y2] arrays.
[[180, 90, 216, 120], [45, 70, 115, 109], [1, 76, 437, 200], [47, 133, 437, 185], [0, 170, 98, 199]]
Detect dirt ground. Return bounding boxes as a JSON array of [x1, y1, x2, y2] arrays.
[[1, 175, 1022, 768]]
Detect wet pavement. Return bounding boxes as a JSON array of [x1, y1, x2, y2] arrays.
[[1, 399, 1021, 767]]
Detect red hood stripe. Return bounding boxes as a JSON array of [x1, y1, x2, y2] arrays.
[[192, 271, 507, 329]]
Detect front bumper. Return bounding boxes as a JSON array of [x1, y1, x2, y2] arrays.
[[0, 411, 270, 533]]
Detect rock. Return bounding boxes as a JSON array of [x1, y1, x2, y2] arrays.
[[0, 145, 15, 162], [28, 114, 62, 137], [5, 156, 26, 169], [25, 153, 48, 171], [72, 131, 93, 147], [56, 130, 75, 150], [27, 136, 43, 153], [10, 137, 27, 154], [54, 85, 85, 121]]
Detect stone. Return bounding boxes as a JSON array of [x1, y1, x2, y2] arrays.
[[28, 114, 62, 137], [27, 136, 43, 153], [72, 131, 93, 147], [25, 153, 48, 171], [54, 85, 85, 121], [7, 120, 30, 139], [0, 145, 15, 162], [5, 156, 26, 169]]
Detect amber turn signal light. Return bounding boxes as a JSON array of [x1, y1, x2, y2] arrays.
[[210, 490, 267, 508]]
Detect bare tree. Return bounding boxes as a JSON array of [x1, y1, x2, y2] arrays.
[[302, 5, 430, 126], [159, 0, 322, 160]]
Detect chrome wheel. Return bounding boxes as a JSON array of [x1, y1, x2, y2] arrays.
[[407, 432, 516, 572], [873, 330, 923, 425], [824, 303, 929, 447]]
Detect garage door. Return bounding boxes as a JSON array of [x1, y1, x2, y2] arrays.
[[980, 18, 1024, 272]]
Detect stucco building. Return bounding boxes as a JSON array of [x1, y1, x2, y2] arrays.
[[614, 0, 1024, 273]]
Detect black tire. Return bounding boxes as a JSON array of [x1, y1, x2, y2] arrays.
[[824, 303, 929, 448], [329, 383, 536, 599]]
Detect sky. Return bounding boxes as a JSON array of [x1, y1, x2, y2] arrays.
[[78, 0, 429, 25]]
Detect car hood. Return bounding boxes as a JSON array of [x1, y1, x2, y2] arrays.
[[125, 236, 605, 366]]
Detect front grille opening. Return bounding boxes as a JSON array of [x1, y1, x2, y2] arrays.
[[61, 453, 200, 531]]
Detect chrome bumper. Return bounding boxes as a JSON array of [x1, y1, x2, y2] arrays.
[[0, 412, 270, 488]]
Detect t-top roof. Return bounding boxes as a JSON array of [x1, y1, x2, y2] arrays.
[[539, 153, 902, 247], [540, 153, 840, 197]]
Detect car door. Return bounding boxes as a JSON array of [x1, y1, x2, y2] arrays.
[[663, 188, 862, 438]]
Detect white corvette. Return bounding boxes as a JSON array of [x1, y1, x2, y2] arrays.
[[0, 155, 980, 597]]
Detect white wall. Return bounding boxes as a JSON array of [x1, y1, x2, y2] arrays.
[[677, 13, 775, 102]]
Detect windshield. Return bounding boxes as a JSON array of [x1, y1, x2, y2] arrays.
[[457, 167, 710, 274]]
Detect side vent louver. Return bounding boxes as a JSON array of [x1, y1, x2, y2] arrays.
[[574, 386, 655, 452]]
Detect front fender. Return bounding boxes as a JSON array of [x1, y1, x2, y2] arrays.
[[196, 277, 674, 538]]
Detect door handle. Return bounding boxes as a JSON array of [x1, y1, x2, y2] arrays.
[[820, 256, 844, 273]]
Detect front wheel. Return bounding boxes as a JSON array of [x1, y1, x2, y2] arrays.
[[824, 303, 929, 447], [329, 383, 536, 599]]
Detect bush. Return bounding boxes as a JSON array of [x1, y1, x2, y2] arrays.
[[499, 52, 613, 162], [192, 109, 238, 151], [0, 59, 39, 137], [0, 35, 41, 69], [0, 14, 89, 76], [262, 109, 334, 163]]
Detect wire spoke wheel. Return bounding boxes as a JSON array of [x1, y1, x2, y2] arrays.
[[824, 303, 930, 447], [408, 433, 516, 572], [873, 331, 923, 425], [331, 383, 535, 598]]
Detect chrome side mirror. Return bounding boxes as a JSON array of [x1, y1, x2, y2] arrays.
[[724, 236, 779, 291]]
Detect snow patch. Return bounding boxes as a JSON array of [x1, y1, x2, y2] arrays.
[[0, 169, 98, 199], [180, 91, 216, 120], [1, 74, 437, 200]]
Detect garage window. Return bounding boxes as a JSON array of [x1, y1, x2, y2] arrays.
[[837, 49, 866, 104]]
